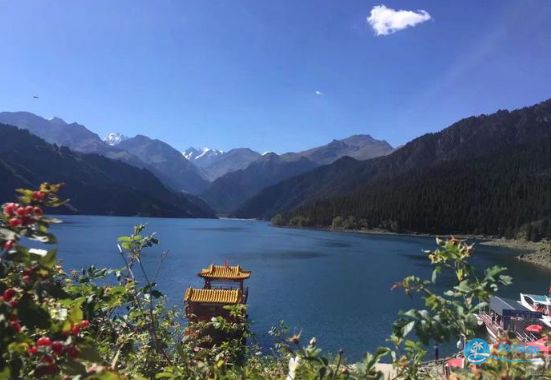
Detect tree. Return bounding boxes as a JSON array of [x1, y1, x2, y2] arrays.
[[271, 214, 287, 227], [331, 216, 344, 230]]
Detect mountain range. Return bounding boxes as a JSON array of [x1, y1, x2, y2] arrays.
[[233, 98, 551, 240], [0, 112, 208, 194], [0, 125, 215, 218], [0, 111, 394, 216], [202, 135, 393, 214], [184, 148, 262, 181], [183, 147, 225, 165], [3, 98, 550, 239], [201, 153, 319, 214], [116, 135, 210, 194], [280, 134, 394, 165]]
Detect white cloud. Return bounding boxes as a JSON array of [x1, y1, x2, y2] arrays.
[[315, 90, 324, 96], [367, 5, 431, 36]]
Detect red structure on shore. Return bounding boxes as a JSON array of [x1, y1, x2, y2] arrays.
[[184, 264, 251, 322]]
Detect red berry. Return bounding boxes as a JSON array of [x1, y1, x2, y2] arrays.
[[9, 300, 18, 308], [71, 325, 80, 335], [41, 355, 54, 364], [33, 207, 43, 216], [32, 191, 45, 200], [16, 207, 27, 217], [80, 320, 90, 329], [22, 275, 31, 284], [61, 330, 70, 337], [37, 337, 52, 346], [4, 240, 14, 250], [28, 346, 38, 355], [4, 204, 15, 216], [3, 288, 16, 301], [66, 345, 80, 359], [51, 341, 64, 355], [25, 205, 34, 214], [23, 268, 33, 276], [10, 321, 21, 332], [8, 218, 22, 228]]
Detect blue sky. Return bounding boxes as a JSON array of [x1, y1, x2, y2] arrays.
[[1, 0, 550, 153]]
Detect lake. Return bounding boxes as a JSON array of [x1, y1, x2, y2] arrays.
[[51, 215, 551, 361]]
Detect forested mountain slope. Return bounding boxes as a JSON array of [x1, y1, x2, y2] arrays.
[[234, 99, 551, 219], [0, 125, 216, 218], [285, 137, 551, 239]]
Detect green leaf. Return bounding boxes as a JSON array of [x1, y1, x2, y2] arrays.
[[9, 245, 31, 265], [155, 373, 175, 379], [68, 303, 84, 324], [401, 321, 415, 338], [39, 248, 57, 269], [431, 267, 441, 283], [60, 360, 87, 376], [91, 372, 121, 380], [45, 198, 69, 207], [79, 340, 104, 363], [0, 365, 11, 379]]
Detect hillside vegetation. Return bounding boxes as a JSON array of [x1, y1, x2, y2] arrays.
[[281, 137, 551, 239], [1, 183, 543, 379], [0, 125, 215, 218], [235, 99, 551, 240]]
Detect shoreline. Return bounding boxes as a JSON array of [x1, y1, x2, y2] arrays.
[[482, 238, 551, 269], [273, 224, 551, 269]]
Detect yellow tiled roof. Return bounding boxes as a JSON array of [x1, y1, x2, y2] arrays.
[[198, 264, 251, 280], [184, 287, 242, 304]]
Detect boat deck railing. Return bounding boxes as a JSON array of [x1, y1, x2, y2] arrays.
[[479, 311, 502, 337], [479, 311, 541, 342]]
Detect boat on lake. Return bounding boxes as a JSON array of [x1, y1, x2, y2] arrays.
[[477, 296, 544, 341], [519, 293, 551, 327]]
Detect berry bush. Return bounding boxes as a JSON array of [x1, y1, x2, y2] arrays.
[[1, 184, 548, 379]]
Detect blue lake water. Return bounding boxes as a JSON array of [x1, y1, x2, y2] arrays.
[[50, 215, 551, 361]]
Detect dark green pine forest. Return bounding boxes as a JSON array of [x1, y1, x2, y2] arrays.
[[281, 137, 551, 240]]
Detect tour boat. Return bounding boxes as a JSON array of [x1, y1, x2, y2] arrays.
[[519, 293, 551, 328], [477, 296, 543, 341]]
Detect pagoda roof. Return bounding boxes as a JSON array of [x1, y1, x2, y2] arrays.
[[184, 287, 242, 304], [198, 264, 251, 280]]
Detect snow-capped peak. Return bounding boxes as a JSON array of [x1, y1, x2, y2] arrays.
[[182, 147, 224, 161], [104, 132, 128, 146]]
